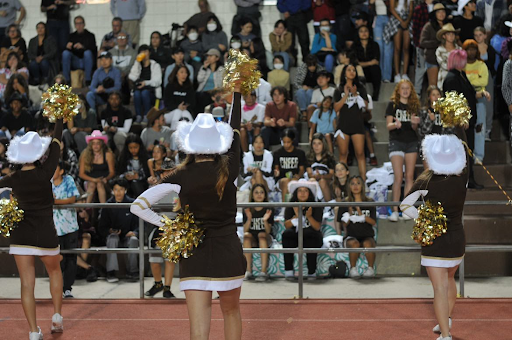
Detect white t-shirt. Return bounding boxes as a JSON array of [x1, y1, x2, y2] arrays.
[[242, 103, 265, 124], [164, 109, 193, 131], [311, 86, 336, 105]]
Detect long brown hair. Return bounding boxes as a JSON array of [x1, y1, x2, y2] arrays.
[[346, 175, 372, 203], [391, 79, 420, 116], [80, 140, 111, 173]]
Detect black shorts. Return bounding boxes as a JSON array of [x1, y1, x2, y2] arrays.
[[388, 140, 419, 158]]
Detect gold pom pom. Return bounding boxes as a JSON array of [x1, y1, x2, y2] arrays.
[[223, 49, 261, 96], [156, 205, 205, 263], [42, 84, 80, 122], [0, 197, 24, 238], [411, 201, 448, 246], [433, 91, 472, 128]]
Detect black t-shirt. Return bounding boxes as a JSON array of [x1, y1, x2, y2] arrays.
[[0, 37, 27, 62], [41, 0, 70, 21], [0, 110, 33, 132], [308, 154, 336, 175], [285, 206, 323, 229], [243, 208, 275, 233], [385, 101, 419, 143], [140, 65, 151, 81], [337, 203, 376, 239], [304, 70, 320, 88], [333, 87, 368, 135], [272, 147, 308, 180], [101, 105, 131, 128], [453, 16, 484, 44]]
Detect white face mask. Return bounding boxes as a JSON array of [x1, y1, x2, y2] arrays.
[[207, 23, 217, 32], [231, 42, 241, 49], [188, 32, 198, 41], [320, 26, 330, 32], [274, 63, 284, 70]]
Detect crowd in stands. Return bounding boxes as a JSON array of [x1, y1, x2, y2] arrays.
[[1, 0, 512, 295]]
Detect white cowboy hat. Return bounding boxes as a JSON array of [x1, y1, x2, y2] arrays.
[[6, 132, 52, 164], [457, 0, 472, 15], [422, 134, 466, 176], [288, 179, 317, 198], [176, 113, 233, 154]]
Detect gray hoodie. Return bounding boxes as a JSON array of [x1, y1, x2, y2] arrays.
[[110, 0, 146, 21]]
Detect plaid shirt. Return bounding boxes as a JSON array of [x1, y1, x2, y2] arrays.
[[411, 2, 429, 47]]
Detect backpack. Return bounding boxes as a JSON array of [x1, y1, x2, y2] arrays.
[[329, 261, 348, 278]]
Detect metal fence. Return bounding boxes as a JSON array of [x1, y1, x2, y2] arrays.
[[1, 201, 511, 299]]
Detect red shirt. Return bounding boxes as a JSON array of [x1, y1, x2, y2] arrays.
[[265, 101, 298, 122], [312, 0, 336, 22]]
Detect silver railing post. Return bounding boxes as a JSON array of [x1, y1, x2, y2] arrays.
[[459, 257, 465, 297], [297, 203, 304, 299], [138, 218, 145, 299]]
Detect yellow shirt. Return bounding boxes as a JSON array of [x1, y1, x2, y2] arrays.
[[464, 60, 488, 92], [268, 69, 290, 89]]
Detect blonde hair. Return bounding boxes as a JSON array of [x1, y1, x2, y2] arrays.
[[391, 79, 420, 116], [80, 140, 111, 173]]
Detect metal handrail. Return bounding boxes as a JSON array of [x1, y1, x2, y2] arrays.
[[2, 200, 510, 299]]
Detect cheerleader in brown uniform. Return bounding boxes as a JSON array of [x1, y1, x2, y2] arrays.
[[400, 134, 468, 340], [0, 119, 65, 339], [131, 87, 246, 339]]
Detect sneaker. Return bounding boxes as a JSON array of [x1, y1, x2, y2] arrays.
[[362, 267, 375, 278], [106, 271, 119, 283], [63, 290, 74, 298], [402, 213, 412, 221], [29, 326, 43, 340], [394, 74, 402, 83], [135, 115, 143, 123], [51, 313, 63, 333], [383, 79, 390, 83], [145, 282, 164, 297], [485, 134, 491, 142], [370, 155, 378, 166], [349, 267, 361, 278], [125, 272, 139, 282], [388, 211, 399, 222], [86, 267, 98, 282], [307, 273, 317, 281], [284, 270, 295, 281], [433, 318, 452, 334], [401, 74, 410, 81], [163, 286, 176, 298], [255, 272, 269, 282], [244, 271, 254, 281], [436, 336, 452, 340]]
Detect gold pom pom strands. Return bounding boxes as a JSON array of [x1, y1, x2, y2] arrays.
[[433, 91, 472, 128], [223, 49, 261, 96], [156, 205, 205, 263], [42, 84, 80, 122], [0, 198, 24, 238], [411, 200, 448, 246]]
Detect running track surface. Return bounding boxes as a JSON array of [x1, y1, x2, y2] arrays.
[[1, 299, 511, 340]]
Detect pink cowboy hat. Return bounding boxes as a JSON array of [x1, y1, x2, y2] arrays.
[[85, 130, 108, 144]]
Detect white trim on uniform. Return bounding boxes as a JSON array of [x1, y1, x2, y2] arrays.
[[421, 255, 464, 268], [180, 277, 244, 291], [10, 245, 60, 256]]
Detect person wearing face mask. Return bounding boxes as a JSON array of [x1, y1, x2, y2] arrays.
[[180, 26, 204, 67], [201, 15, 228, 54], [183, 0, 214, 34], [268, 55, 290, 89], [310, 19, 337, 73]]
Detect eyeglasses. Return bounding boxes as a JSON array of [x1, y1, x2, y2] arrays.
[[117, 36, 127, 40]]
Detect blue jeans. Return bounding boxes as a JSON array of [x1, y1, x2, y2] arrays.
[[295, 88, 314, 111], [133, 89, 155, 117], [318, 54, 335, 73], [86, 91, 107, 111], [474, 97, 487, 161], [62, 49, 94, 83], [47, 19, 70, 53], [373, 15, 393, 82], [28, 59, 50, 84], [273, 52, 290, 71], [0, 127, 25, 138]]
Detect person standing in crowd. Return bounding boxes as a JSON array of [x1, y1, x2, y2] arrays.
[[234, 0, 262, 38], [261, 86, 298, 149], [86, 51, 122, 115], [401, 134, 469, 340], [421, 3, 447, 88], [412, 0, 435, 95], [436, 23, 461, 88], [0, 117, 64, 339], [453, 0, 484, 43], [99, 17, 132, 54], [418, 85, 443, 159], [28, 22, 58, 86], [110, 0, 146, 47], [183, 0, 214, 34], [476, 0, 507, 31], [62, 16, 97, 86], [269, 19, 293, 71], [101, 91, 133, 153], [277, 0, 311, 62], [354, 25, 382, 101], [502, 40, 512, 145], [41, 0, 74, 53], [373, 0, 393, 83], [0, 1, 25, 44]]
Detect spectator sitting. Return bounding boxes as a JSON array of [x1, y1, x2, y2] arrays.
[[101, 91, 133, 153], [110, 31, 136, 103], [309, 96, 336, 153], [261, 86, 297, 149], [183, 0, 214, 34], [0, 0, 25, 43], [201, 14, 228, 54], [267, 55, 290, 89], [240, 91, 265, 152], [0, 52, 28, 100], [52, 160, 80, 298], [306, 133, 335, 201], [3, 73, 29, 109], [163, 47, 194, 88], [306, 70, 336, 127], [62, 16, 97, 85], [0, 23, 27, 63], [331, 162, 350, 234], [243, 184, 274, 282], [254, 74, 272, 106], [128, 44, 162, 122], [59, 137, 80, 184], [116, 133, 149, 198], [27, 22, 58, 86], [0, 138, 10, 178], [282, 179, 323, 280], [79, 130, 116, 203], [75, 205, 99, 283], [196, 48, 224, 109], [333, 49, 365, 87], [86, 51, 122, 115], [269, 19, 293, 71], [204, 87, 231, 116], [293, 54, 324, 120], [236, 17, 257, 55], [149, 31, 171, 71], [63, 98, 96, 154], [354, 25, 382, 101], [0, 93, 32, 139], [100, 17, 132, 54], [163, 65, 195, 129], [272, 128, 307, 202], [310, 18, 337, 73], [147, 144, 173, 186], [140, 108, 172, 153], [181, 25, 204, 66], [98, 177, 139, 283], [338, 175, 377, 278], [241, 134, 274, 192]]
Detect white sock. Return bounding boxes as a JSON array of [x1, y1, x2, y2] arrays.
[[285, 270, 294, 277]]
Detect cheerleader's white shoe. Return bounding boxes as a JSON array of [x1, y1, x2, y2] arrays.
[[29, 326, 43, 340], [436, 335, 452, 340], [433, 317, 452, 333], [51, 313, 63, 333]]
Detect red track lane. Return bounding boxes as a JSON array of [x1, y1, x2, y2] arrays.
[[1, 299, 511, 340]]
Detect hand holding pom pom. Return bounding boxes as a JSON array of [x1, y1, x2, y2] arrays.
[[411, 201, 448, 246], [433, 91, 472, 128], [42, 84, 80, 123], [0, 197, 24, 238], [223, 49, 261, 96]]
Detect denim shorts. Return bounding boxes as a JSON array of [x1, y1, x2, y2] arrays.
[[388, 140, 419, 158], [425, 61, 438, 69]]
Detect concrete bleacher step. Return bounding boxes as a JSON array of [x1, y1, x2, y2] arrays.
[[465, 189, 512, 215], [366, 82, 396, 102], [483, 142, 511, 165], [464, 253, 512, 276], [474, 164, 512, 187], [465, 215, 512, 244]]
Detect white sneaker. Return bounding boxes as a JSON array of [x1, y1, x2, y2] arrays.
[[362, 267, 375, 278], [433, 317, 452, 333], [307, 273, 317, 280], [436, 335, 452, 340], [243, 271, 253, 281], [401, 74, 410, 81], [29, 326, 43, 340], [254, 272, 269, 282], [401, 213, 412, 221], [349, 267, 361, 278], [388, 211, 399, 222], [394, 74, 402, 83], [51, 313, 63, 333]]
